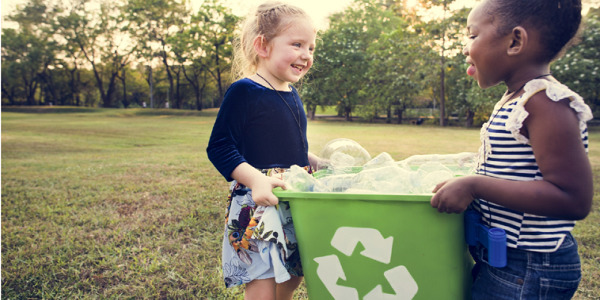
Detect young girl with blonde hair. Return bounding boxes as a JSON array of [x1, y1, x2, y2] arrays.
[[207, 2, 324, 299]]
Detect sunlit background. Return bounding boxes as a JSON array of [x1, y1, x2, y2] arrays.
[[4, 0, 596, 31], [4, 0, 597, 31], [1, 0, 482, 30]]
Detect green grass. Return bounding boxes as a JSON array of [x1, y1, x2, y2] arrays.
[[2, 107, 599, 299]]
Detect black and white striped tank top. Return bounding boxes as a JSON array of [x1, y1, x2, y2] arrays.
[[475, 79, 593, 252]]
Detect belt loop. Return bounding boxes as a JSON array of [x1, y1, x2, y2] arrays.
[[477, 244, 490, 266], [543, 252, 550, 266]]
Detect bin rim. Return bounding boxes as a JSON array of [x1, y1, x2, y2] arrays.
[[273, 188, 433, 202]]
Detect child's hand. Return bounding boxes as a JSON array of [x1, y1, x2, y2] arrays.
[[313, 158, 330, 171], [430, 176, 476, 214], [251, 176, 287, 207], [308, 152, 329, 171], [230, 163, 287, 207]]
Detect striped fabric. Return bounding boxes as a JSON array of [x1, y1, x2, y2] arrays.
[[475, 81, 590, 252]]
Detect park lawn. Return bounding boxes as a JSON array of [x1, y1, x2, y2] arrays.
[[1, 107, 599, 299]]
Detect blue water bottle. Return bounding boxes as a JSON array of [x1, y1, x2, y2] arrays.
[[464, 209, 507, 268]]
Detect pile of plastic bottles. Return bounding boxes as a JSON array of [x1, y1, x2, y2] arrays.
[[283, 138, 476, 194]]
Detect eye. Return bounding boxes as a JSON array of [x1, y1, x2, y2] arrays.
[[462, 34, 475, 46], [464, 27, 476, 41], [292, 42, 301, 48]]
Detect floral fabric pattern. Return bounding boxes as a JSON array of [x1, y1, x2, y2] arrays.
[[222, 167, 309, 288]]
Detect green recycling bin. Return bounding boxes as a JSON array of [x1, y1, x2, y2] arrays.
[[274, 190, 473, 300]]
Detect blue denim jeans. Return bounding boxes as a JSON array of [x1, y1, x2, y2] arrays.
[[469, 232, 581, 300]]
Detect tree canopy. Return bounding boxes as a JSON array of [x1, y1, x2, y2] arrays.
[[2, 0, 599, 126]]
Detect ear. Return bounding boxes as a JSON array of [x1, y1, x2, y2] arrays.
[[254, 35, 270, 58], [507, 26, 527, 56]]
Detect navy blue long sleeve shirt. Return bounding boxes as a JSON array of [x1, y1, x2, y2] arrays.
[[206, 78, 309, 182]]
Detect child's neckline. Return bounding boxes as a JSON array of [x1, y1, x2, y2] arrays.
[[501, 74, 552, 106], [246, 77, 293, 93]]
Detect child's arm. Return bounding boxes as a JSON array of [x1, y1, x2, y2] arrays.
[[308, 152, 329, 171], [230, 162, 286, 207], [431, 93, 593, 220]]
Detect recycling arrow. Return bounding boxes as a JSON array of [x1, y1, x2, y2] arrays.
[[313, 227, 418, 300], [331, 227, 394, 264], [363, 265, 418, 300], [314, 255, 360, 299]]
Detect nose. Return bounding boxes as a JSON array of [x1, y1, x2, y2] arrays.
[[462, 38, 471, 56], [301, 49, 312, 60]]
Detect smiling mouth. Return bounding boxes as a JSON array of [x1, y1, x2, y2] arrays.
[[292, 64, 305, 71]]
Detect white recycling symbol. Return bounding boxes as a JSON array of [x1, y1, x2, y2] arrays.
[[314, 227, 418, 300]]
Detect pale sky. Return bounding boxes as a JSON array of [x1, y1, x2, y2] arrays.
[[219, 0, 355, 29], [220, 0, 479, 29], [1, 0, 595, 28], [2, 0, 480, 30], [1, 0, 357, 29]]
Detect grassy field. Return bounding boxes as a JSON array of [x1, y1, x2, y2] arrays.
[[2, 107, 599, 299]]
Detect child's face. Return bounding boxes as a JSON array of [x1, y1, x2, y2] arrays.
[[263, 18, 316, 87], [463, 1, 512, 89]]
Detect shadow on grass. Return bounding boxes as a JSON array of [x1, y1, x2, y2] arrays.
[[2, 106, 104, 114]]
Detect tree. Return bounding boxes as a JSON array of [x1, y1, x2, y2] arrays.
[[56, 0, 135, 108], [171, 0, 238, 109], [1, 49, 23, 105], [552, 8, 600, 115], [1, 0, 58, 105], [306, 0, 394, 121], [415, 0, 465, 126], [364, 23, 427, 123], [190, 0, 237, 108], [126, 0, 189, 109]]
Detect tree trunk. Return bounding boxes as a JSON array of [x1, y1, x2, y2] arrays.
[[174, 68, 182, 109], [465, 109, 475, 127], [161, 52, 175, 109], [214, 43, 223, 107], [182, 64, 205, 111], [1, 85, 16, 105], [396, 107, 403, 124], [69, 67, 81, 106], [345, 107, 352, 121], [24, 75, 38, 106], [147, 66, 154, 108], [121, 68, 128, 108], [40, 71, 58, 105], [195, 92, 202, 111], [103, 71, 119, 108], [439, 55, 446, 126]]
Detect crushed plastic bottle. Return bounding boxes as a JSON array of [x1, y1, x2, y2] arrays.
[[283, 165, 320, 192], [363, 152, 395, 170], [284, 139, 477, 194], [320, 138, 372, 168]]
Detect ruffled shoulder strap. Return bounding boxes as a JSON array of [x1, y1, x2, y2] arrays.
[[505, 79, 593, 144]]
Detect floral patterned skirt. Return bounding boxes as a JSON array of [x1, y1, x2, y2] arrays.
[[222, 167, 308, 288]]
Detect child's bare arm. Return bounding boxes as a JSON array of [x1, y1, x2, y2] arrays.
[[308, 152, 329, 171], [519, 93, 593, 219], [432, 93, 593, 220], [230, 163, 286, 206]]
